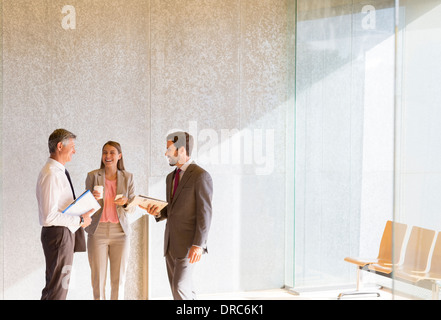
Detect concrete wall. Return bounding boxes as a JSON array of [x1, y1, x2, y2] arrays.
[[1, 0, 293, 299]]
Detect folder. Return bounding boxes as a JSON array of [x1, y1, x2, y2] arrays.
[[127, 195, 168, 212], [62, 189, 101, 217]]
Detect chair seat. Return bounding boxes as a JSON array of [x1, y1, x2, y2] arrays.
[[395, 269, 441, 283], [368, 263, 394, 274], [344, 257, 380, 267]]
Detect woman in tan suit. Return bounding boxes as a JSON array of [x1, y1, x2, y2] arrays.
[[85, 141, 135, 300]]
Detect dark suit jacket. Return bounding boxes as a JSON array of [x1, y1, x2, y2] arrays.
[[84, 169, 135, 235], [157, 162, 213, 259]]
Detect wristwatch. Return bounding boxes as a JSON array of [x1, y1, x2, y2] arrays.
[[79, 216, 84, 226]]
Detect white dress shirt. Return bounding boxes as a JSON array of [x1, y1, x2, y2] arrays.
[[36, 158, 80, 231], [173, 158, 193, 184]]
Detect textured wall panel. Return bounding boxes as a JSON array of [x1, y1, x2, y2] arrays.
[[150, 0, 241, 177], [2, 0, 293, 299], [2, 0, 150, 299], [149, 0, 242, 298]]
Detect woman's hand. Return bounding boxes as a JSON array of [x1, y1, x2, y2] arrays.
[[114, 197, 128, 206]]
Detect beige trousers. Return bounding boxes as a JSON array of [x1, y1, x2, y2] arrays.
[[87, 222, 130, 300]]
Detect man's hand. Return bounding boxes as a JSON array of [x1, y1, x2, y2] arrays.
[[139, 204, 160, 216], [188, 245, 203, 264], [80, 209, 93, 228], [92, 189, 101, 201]]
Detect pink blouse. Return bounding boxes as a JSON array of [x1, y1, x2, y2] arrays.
[[100, 179, 119, 223]]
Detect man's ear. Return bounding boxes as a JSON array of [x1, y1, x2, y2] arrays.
[[57, 141, 63, 152], [178, 146, 187, 156]]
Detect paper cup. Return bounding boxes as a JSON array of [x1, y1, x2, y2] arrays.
[[94, 185, 104, 200]]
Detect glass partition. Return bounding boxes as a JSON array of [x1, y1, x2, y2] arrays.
[[0, 0, 3, 300], [392, 0, 441, 300], [294, 0, 396, 291], [293, 0, 441, 300]]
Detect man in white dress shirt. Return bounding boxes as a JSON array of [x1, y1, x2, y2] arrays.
[[36, 128, 92, 300]]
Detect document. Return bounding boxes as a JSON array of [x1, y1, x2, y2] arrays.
[[62, 189, 101, 217], [127, 195, 168, 212]]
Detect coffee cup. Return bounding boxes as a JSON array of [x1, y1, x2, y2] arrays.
[[94, 185, 104, 200]]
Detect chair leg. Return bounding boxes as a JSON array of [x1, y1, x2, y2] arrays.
[[356, 267, 361, 291], [432, 282, 440, 300], [338, 266, 381, 299]]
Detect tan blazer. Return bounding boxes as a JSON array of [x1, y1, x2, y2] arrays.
[[84, 169, 135, 235], [157, 162, 213, 259]]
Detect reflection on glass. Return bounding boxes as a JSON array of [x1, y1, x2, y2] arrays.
[[0, 1, 3, 300], [393, 0, 441, 300], [294, 0, 395, 292]]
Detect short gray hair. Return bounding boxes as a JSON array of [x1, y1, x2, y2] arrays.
[[48, 129, 76, 154]]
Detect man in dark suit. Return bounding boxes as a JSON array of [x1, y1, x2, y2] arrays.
[[141, 131, 213, 300]]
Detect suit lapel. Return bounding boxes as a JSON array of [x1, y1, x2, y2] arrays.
[[97, 169, 105, 187], [96, 169, 105, 207], [166, 171, 173, 204], [116, 170, 124, 195]]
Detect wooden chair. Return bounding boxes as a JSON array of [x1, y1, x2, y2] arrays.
[[394, 231, 441, 299], [369, 226, 435, 277], [338, 220, 407, 299]]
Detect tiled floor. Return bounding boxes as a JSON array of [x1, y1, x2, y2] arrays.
[[153, 287, 404, 300], [197, 287, 397, 300]]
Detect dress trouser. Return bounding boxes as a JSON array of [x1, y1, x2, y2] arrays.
[[41, 226, 75, 300], [165, 250, 196, 300], [87, 222, 130, 300]]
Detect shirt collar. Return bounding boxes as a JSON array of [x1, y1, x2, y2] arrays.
[[179, 157, 193, 173], [47, 157, 66, 172]]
